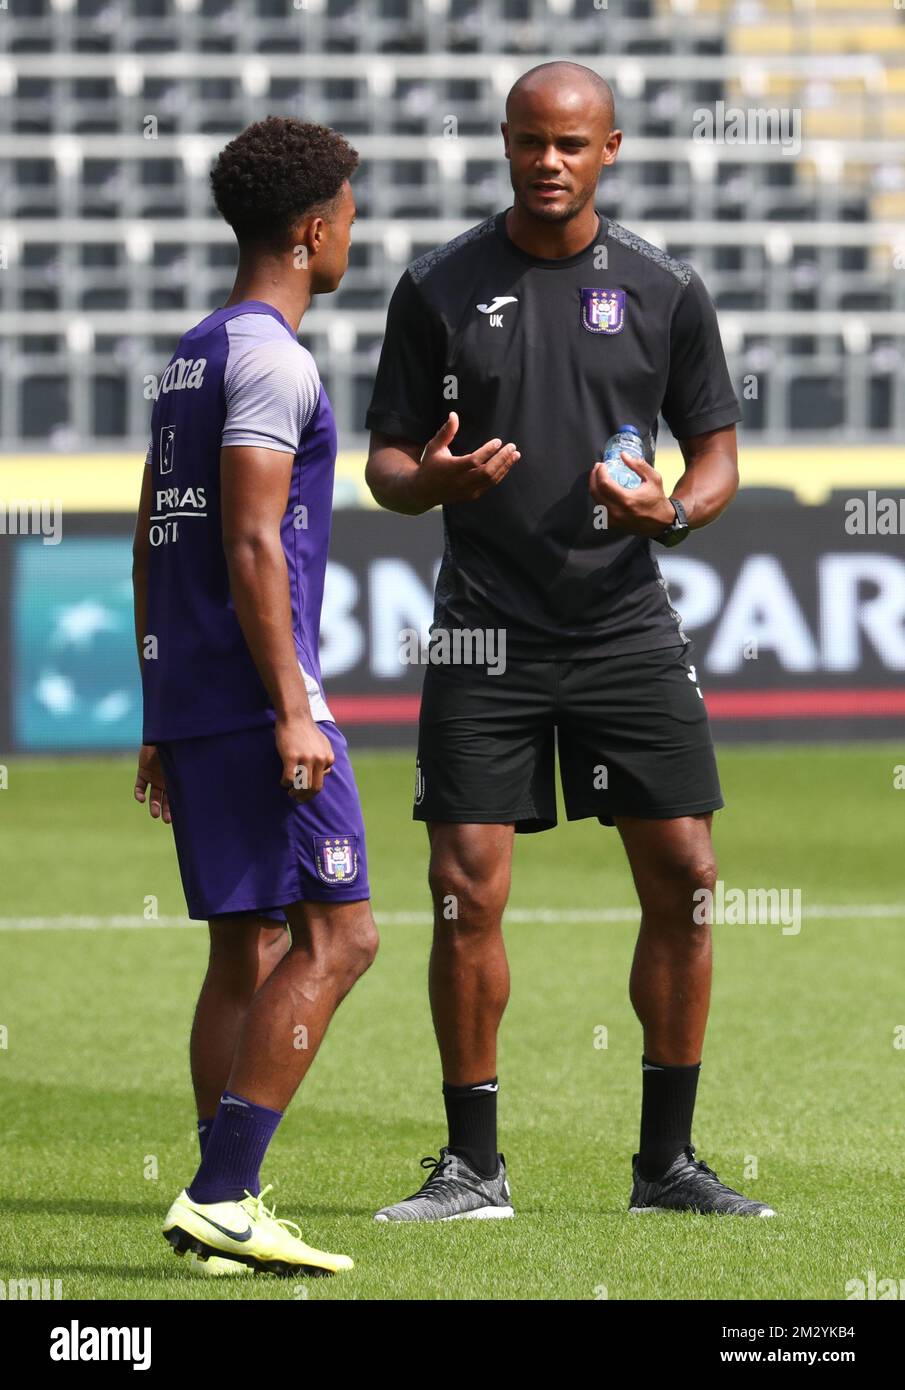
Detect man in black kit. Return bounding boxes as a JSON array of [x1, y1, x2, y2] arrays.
[[366, 61, 775, 1222]]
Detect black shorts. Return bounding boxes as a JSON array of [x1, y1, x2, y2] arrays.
[[413, 641, 723, 833]]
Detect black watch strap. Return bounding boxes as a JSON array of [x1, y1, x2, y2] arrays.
[[655, 496, 690, 547]]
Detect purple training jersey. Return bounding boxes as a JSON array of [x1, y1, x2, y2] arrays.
[[141, 300, 336, 742]]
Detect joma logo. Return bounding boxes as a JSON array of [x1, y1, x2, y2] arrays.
[[476, 296, 517, 328]]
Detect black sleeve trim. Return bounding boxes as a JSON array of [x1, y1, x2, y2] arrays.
[[364, 409, 437, 446], [663, 405, 741, 440]]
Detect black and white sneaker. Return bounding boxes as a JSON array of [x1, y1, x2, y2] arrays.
[[374, 1147, 514, 1222], [629, 1145, 776, 1217]]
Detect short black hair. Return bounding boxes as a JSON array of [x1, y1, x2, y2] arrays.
[[210, 116, 359, 253]]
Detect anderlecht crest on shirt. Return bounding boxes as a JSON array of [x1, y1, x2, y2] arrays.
[[314, 835, 359, 885], [580, 287, 625, 335]]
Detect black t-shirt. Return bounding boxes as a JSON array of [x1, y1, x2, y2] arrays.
[[365, 209, 741, 658]]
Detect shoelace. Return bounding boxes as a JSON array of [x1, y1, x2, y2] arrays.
[[420, 1153, 456, 1181], [692, 1159, 725, 1186], [242, 1183, 303, 1239], [677, 1147, 725, 1186], [409, 1153, 475, 1200], [684, 1153, 750, 1201]]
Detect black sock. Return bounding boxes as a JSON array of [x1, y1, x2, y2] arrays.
[[443, 1077, 499, 1178], [637, 1054, 701, 1181]]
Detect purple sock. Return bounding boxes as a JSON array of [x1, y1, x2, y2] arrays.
[[197, 1117, 214, 1157], [187, 1092, 283, 1205]]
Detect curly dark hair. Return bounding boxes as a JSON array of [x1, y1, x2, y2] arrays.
[[210, 116, 359, 252]]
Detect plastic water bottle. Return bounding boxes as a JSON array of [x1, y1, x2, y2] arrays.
[[601, 424, 644, 490]]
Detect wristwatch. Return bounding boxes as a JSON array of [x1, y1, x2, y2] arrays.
[[654, 496, 690, 547]]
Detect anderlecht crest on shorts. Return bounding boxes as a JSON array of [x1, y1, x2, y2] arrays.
[[580, 287, 626, 335], [314, 835, 359, 885]]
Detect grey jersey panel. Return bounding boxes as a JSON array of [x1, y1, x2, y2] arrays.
[[222, 313, 320, 453]]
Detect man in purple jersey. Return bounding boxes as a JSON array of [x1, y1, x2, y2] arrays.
[[132, 118, 376, 1277]]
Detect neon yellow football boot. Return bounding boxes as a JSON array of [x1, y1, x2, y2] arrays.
[[185, 1250, 253, 1277], [163, 1183, 353, 1277]]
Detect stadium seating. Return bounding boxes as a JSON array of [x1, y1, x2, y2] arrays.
[[0, 0, 903, 450]]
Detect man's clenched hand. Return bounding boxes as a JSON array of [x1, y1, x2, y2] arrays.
[[134, 744, 172, 824], [589, 453, 677, 537], [276, 714, 335, 802]]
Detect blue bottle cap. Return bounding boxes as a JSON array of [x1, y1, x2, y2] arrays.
[[617, 424, 641, 435]]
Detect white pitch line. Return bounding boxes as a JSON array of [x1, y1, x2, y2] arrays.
[[0, 915, 196, 931], [0, 904, 903, 931]]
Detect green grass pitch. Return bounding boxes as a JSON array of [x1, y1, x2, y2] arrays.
[[1, 743, 903, 1300]]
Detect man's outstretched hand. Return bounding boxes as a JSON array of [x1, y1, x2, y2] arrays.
[[134, 743, 172, 824], [416, 411, 520, 507]]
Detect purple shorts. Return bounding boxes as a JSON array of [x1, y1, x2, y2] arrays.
[[156, 720, 370, 921]]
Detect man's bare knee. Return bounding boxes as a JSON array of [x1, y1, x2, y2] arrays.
[[208, 917, 276, 990], [286, 899, 378, 985], [342, 901, 379, 978], [260, 924, 290, 956], [427, 825, 513, 930], [639, 853, 718, 931], [650, 847, 717, 892]]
